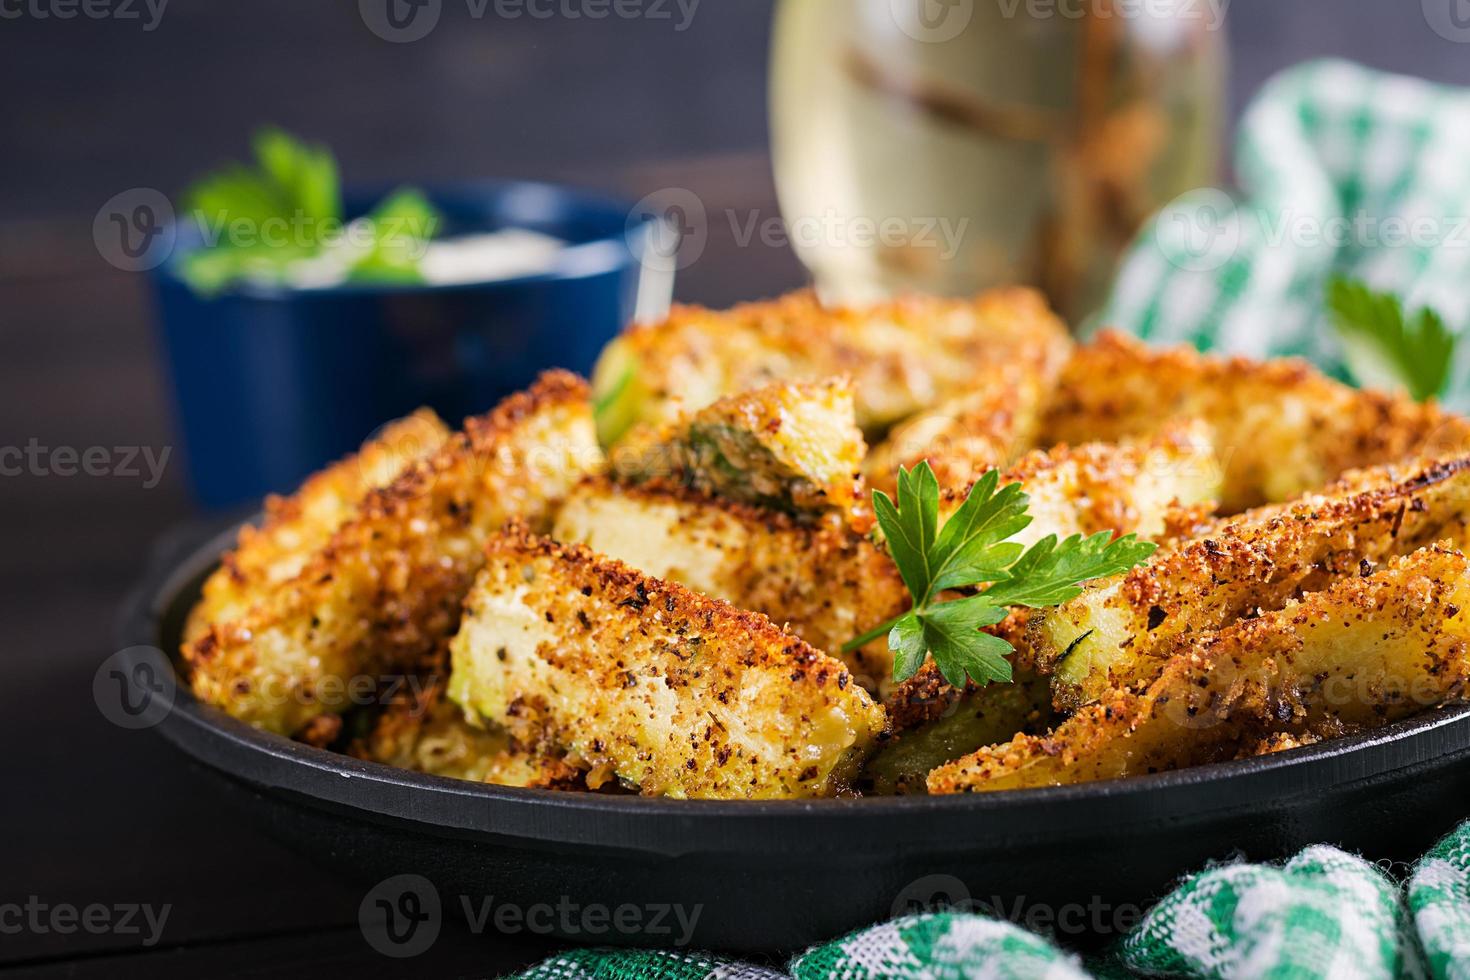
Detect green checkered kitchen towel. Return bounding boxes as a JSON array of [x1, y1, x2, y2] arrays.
[[513, 911, 1088, 980], [509, 824, 1470, 980], [1099, 58, 1470, 409]]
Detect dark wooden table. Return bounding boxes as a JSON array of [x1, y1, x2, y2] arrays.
[[7, 2, 1470, 975]]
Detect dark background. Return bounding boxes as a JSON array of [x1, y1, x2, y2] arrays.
[[6, 2, 1470, 976]]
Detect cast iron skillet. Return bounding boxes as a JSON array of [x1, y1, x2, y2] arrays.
[[117, 520, 1470, 953]]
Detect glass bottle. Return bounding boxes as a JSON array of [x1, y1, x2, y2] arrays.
[[770, 0, 1227, 324]]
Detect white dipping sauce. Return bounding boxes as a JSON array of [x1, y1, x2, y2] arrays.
[[418, 229, 567, 285], [280, 227, 568, 289]]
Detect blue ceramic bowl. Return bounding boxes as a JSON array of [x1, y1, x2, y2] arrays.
[[151, 182, 654, 509]]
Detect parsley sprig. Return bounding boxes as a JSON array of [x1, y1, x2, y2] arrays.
[[845, 463, 1157, 689], [1326, 278, 1455, 403], [179, 128, 441, 296]]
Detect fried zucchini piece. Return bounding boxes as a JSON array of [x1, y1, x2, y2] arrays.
[[183, 372, 604, 736], [447, 527, 887, 799], [930, 546, 1470, 793], [552, 479, 908, 686], [355, 681, 584, 788], [610, 378, 866, 516], [185, 409, 451, 642], [592, 287, 1072, 444], [942, 420, 1221, 548], [863, 359, 1055, 495], [865, 671, 1052, 795], [1040, 454, 1470, 711], [1042, 330, 1470, 511]]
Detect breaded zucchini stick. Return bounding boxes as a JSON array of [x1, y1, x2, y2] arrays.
[[930, 546, 1470, 793], [863, 359, 1056, 495], [184, 372, 603, 736], [865, 669, 1052, 795], [448, 527, 888, 799], [942, 420, 1222, 548], [610, 377, 866, 516], [353, 681, 584, 789], [1042, 330, 1470, 511], [552, 479, 909, 686], [1039, 454, 1470, 711], [185, 409, 451, 641], [592, 287, 1072, 443]]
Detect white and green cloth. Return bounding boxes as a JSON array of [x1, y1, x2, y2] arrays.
[[1119, 846, 1422, 979], [1409, 828, 1470, 979], [509, 823, 1470, 980], [1099, 58, 1470, 410], [511, 58, 1470, 980]]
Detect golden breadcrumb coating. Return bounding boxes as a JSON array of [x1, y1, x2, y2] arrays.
[[352, 681, 584, 789], [183, 372, 604, 736], [929, 546, 1470, 793], [592, 287, 1072, 442], [610, 377, 866, 517], [1155, 499, 1223, 548], [945, 420, 1222, 547], [1239, 731, 1321, 758], [1042, 330, 1470, 511], [552, 479, 908, 687], [448, 526, 888, 799], [1040, 453, 1470, 711], [185, 409, 451, 642]]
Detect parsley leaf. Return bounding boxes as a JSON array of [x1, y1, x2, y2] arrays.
[[250, 127, 341, 235], [184, 128, 341, 254], [919, 597, 1014, 688], [849, 462, 1158, 689], [872, 462, 939, 600], [339, 187, 441, 285], [929, 469, 1030, 592], [1326, 277, 1455, 403], [983, 531, 1156, 608], [888, 613, 929, 684]]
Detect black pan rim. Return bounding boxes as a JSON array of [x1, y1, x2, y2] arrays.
[[123, 518, 1470, 829]]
